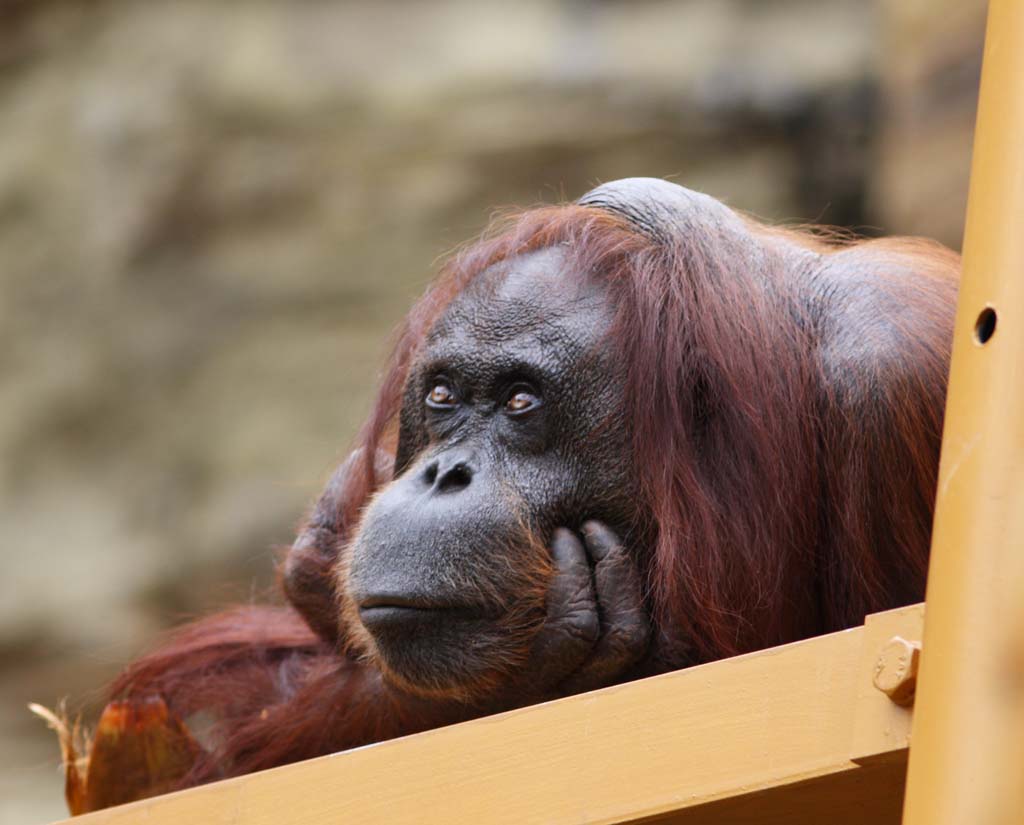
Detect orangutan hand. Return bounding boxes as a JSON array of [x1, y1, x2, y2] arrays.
[[523, 521, 651, 698]]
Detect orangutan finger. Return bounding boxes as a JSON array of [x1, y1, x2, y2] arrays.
[[309, 448, 394, 532], [560, 521, 650, 694], [283, 447, 392, 644], [524, 528, 599, 691]]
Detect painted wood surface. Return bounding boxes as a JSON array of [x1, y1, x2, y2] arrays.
[[902, 1, 1024, 823], [54, 604, 922, 825]]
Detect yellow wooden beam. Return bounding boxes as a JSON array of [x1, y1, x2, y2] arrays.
[[54, 604, 921, 825], [902, 2, 1024, 824]]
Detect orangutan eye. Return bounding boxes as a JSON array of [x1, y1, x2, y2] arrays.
[[426, 382, 458, 409], [505, 387, 541, 415]]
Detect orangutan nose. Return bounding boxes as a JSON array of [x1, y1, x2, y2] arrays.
[[420, 453, 475, 494]]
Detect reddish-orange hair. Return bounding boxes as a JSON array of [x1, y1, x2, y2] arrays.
[[111, 199, 959, 787]]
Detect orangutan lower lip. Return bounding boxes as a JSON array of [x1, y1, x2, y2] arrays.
[[358, 594, 472, 611], [357, 594, 485, 621], [359, 605, 478, 618]]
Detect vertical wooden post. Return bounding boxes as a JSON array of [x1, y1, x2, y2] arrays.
[[902, 2, 1024, 823]]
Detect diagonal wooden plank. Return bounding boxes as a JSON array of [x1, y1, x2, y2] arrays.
[[53, 604, 921, 825]]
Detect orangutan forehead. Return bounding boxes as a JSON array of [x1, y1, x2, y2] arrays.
[[429, 246, 607, 344], [487, 247, 586, 303]]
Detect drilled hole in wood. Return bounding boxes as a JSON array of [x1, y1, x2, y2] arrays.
[[974, 307, 997, 345]]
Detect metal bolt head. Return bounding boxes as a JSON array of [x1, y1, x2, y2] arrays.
[[873, 635, 921, 706]]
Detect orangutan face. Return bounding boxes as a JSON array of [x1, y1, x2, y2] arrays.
[[340, 247, 646, 699]]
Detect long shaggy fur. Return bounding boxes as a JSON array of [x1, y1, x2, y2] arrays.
[[110, 201, 959, 787]]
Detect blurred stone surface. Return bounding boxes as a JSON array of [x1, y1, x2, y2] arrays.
[[872, 0, 986, 249], [0, 1, 979, 821]]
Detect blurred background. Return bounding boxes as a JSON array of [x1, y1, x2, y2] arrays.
[[0, 0, 985, 821]]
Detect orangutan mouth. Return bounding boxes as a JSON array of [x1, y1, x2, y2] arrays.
[[358, 596, 486, 637]]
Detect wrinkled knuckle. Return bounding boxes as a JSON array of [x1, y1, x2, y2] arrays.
[[566, 584, 596, 608], [549, 582, 591, 612], [566, 610, 600, 644]]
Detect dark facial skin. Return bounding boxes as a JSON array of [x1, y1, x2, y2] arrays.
[[335, 248, 651, 702]]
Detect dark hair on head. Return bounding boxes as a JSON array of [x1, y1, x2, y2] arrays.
[[355, 195, 957, 661], [108, 191, 958, 790]]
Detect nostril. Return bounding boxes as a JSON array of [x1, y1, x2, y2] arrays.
[[421, 461, 439, 486], [436, 462, 472, 493]]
